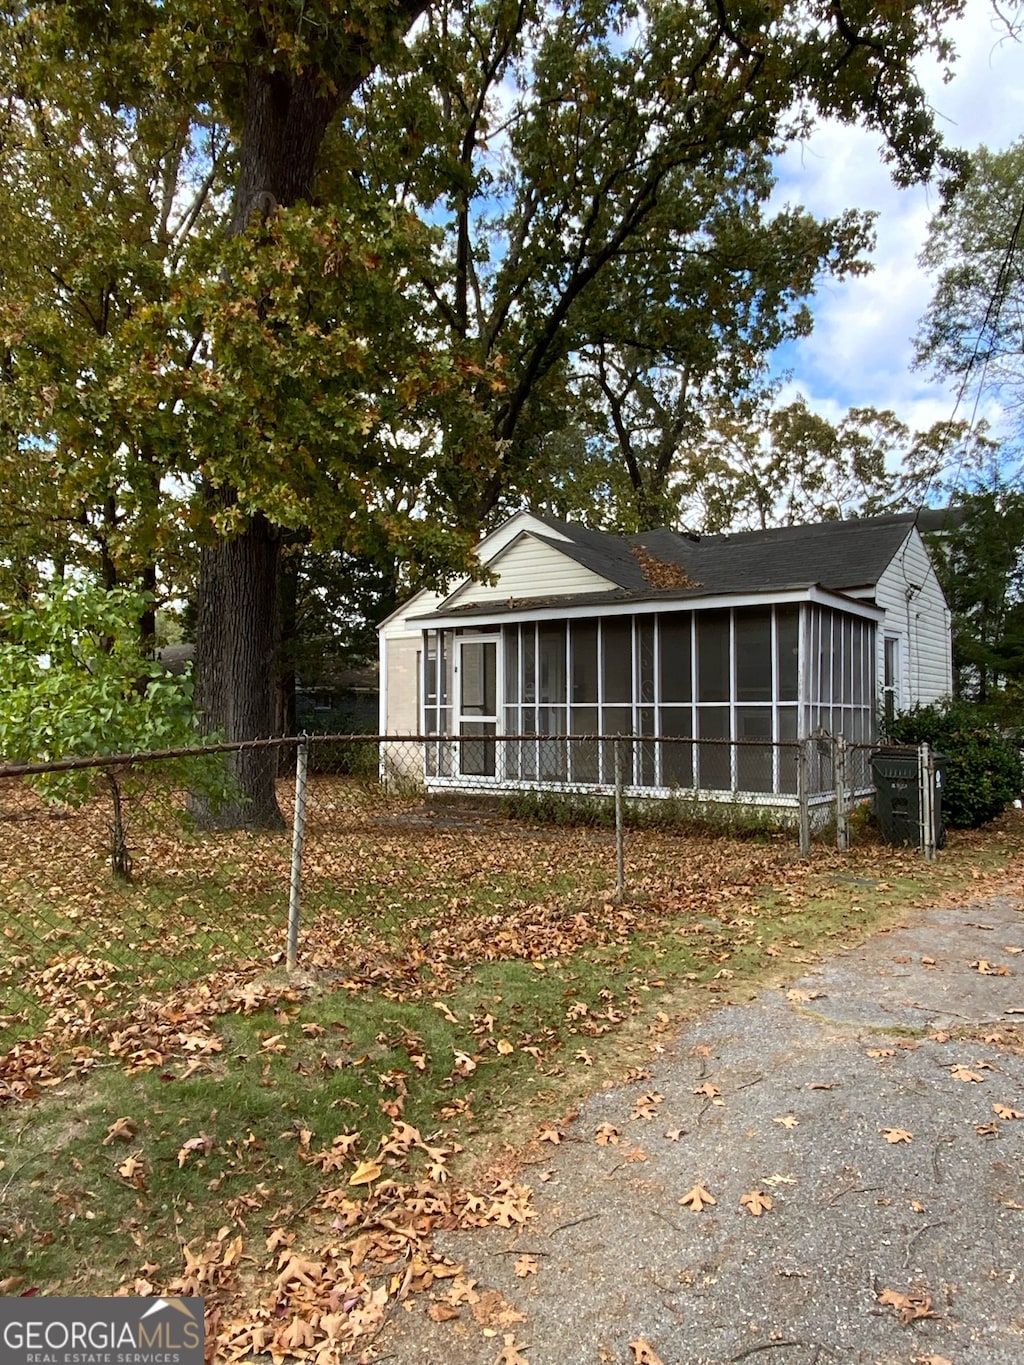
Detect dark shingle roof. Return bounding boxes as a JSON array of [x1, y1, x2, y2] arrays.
[[419, 511, 939, 622], [529, 512, 921, 596]]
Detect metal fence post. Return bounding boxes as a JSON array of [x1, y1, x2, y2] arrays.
[[614, 738, 625, 902], [920, 741, 936, 862], [834, 734, 849, 851], [797, 738, 811, 856], [287, 736, 309, 973]]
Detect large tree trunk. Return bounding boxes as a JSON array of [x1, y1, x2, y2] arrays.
[[194, 496, 283, 827]]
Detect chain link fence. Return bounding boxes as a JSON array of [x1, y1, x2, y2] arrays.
[[0, 732, 927, 1070]]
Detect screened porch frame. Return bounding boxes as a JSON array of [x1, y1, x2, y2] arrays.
[[416, 586, 883, 803]]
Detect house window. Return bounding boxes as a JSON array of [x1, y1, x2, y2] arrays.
[[883, 635, 901, 729]]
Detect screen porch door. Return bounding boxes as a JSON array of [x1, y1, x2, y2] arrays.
[[456, 637, 499, 777]]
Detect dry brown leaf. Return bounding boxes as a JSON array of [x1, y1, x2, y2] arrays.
[[102, 1116, 138, 1145], [349, 1158, 383, 1186], [280, 1317, 315, 1350], [629, 1340, 666, 1365], [994, 1103, 1024, 1120], [473, 1290, 526, 1328], [117, 1154, 145, 1184], [867, 1048, 895, 1058], [880, 1128, 913, 1144], [739, 1190, 773, 1216], [950, 1065, 985, 1083], [663, 1127, 685, 1141], [912, 1355, 952, 1365], [514, 1256, 539, 1278], [497, 1039, 515, 1056], [595, 1123, 621, 1145], [773, 1114, 799, 1129], [537, 1126, 561, 1144], [631, 1092, 664, 1119], [878, 1287, 940, 1325], [495, 1333, 529, 1365], [678, 1184, 716, 1212], [427, 1301, 460, 1323]]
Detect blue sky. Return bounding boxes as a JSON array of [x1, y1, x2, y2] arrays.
[[769, 3, 1024, 447]]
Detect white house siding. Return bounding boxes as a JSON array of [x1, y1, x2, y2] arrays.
[[873, 529, 952, 707], [441, 534, 614, 608]]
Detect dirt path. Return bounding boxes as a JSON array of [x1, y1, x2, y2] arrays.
[[371, 895, 1024, 1365]]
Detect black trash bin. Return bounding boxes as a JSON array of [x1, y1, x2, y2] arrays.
[[870, 747, 947, 848]]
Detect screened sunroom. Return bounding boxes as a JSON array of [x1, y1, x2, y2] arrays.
[[417, 588, 882, 804]]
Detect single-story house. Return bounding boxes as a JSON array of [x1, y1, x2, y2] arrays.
[[378, 510, 952, 806]]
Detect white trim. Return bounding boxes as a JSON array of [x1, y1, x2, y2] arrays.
[[415, 583, 884, 630]]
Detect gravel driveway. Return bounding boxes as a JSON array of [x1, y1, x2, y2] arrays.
[[373, 894, 1024, 1365]]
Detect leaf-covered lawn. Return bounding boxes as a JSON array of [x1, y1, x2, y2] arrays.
[[1, 778, 1022, 1362]]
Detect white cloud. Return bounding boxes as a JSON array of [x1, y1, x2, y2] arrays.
[[769, 1, 1024, 442]]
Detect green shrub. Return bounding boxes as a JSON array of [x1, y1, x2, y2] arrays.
[[886, 700, 1023, 828]]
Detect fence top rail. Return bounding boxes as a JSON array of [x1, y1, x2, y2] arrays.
[[0, 734, 306, 780]]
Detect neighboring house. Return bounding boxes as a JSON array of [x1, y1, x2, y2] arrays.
[[378, 511, 952, 807]]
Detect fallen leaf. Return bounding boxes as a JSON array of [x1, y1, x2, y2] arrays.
[[272, 1319, 311, 1351], [102, 1117, 138, 1145], [631, 1092, 664, 1119], [881, 1128, 913, 1144], [976, 1121, 1000, 1136], [177, 1133, 214, 1168], [349, 1159, 383, 1186], [692, 1082, 720, 1099], [629, 1341, 665, 1365], [678, 1184, 716, 1212], [514, 1256, 538, 1279], [427, 1302, 460, 1323], [537, 1126, 561, 1145], [495, 1334, 529, 1365], [867, 1048, 895, 1058], [663, 1128, 685, 1142], [878, 1287, 940, 1325], [739, 1190, 773, 1217], [497, 1039, 515, 1056], [473, 1291, 526, 1328], [117, 1154, 145, 1184], [773, 1114, 799, 1129], [912, 1355, 952, 1365], [994, 1104, 1024, 1120], [787, 988, 821, 1003], [595, 1123, 621, 1145], [950, 1065, 985, 1083]]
